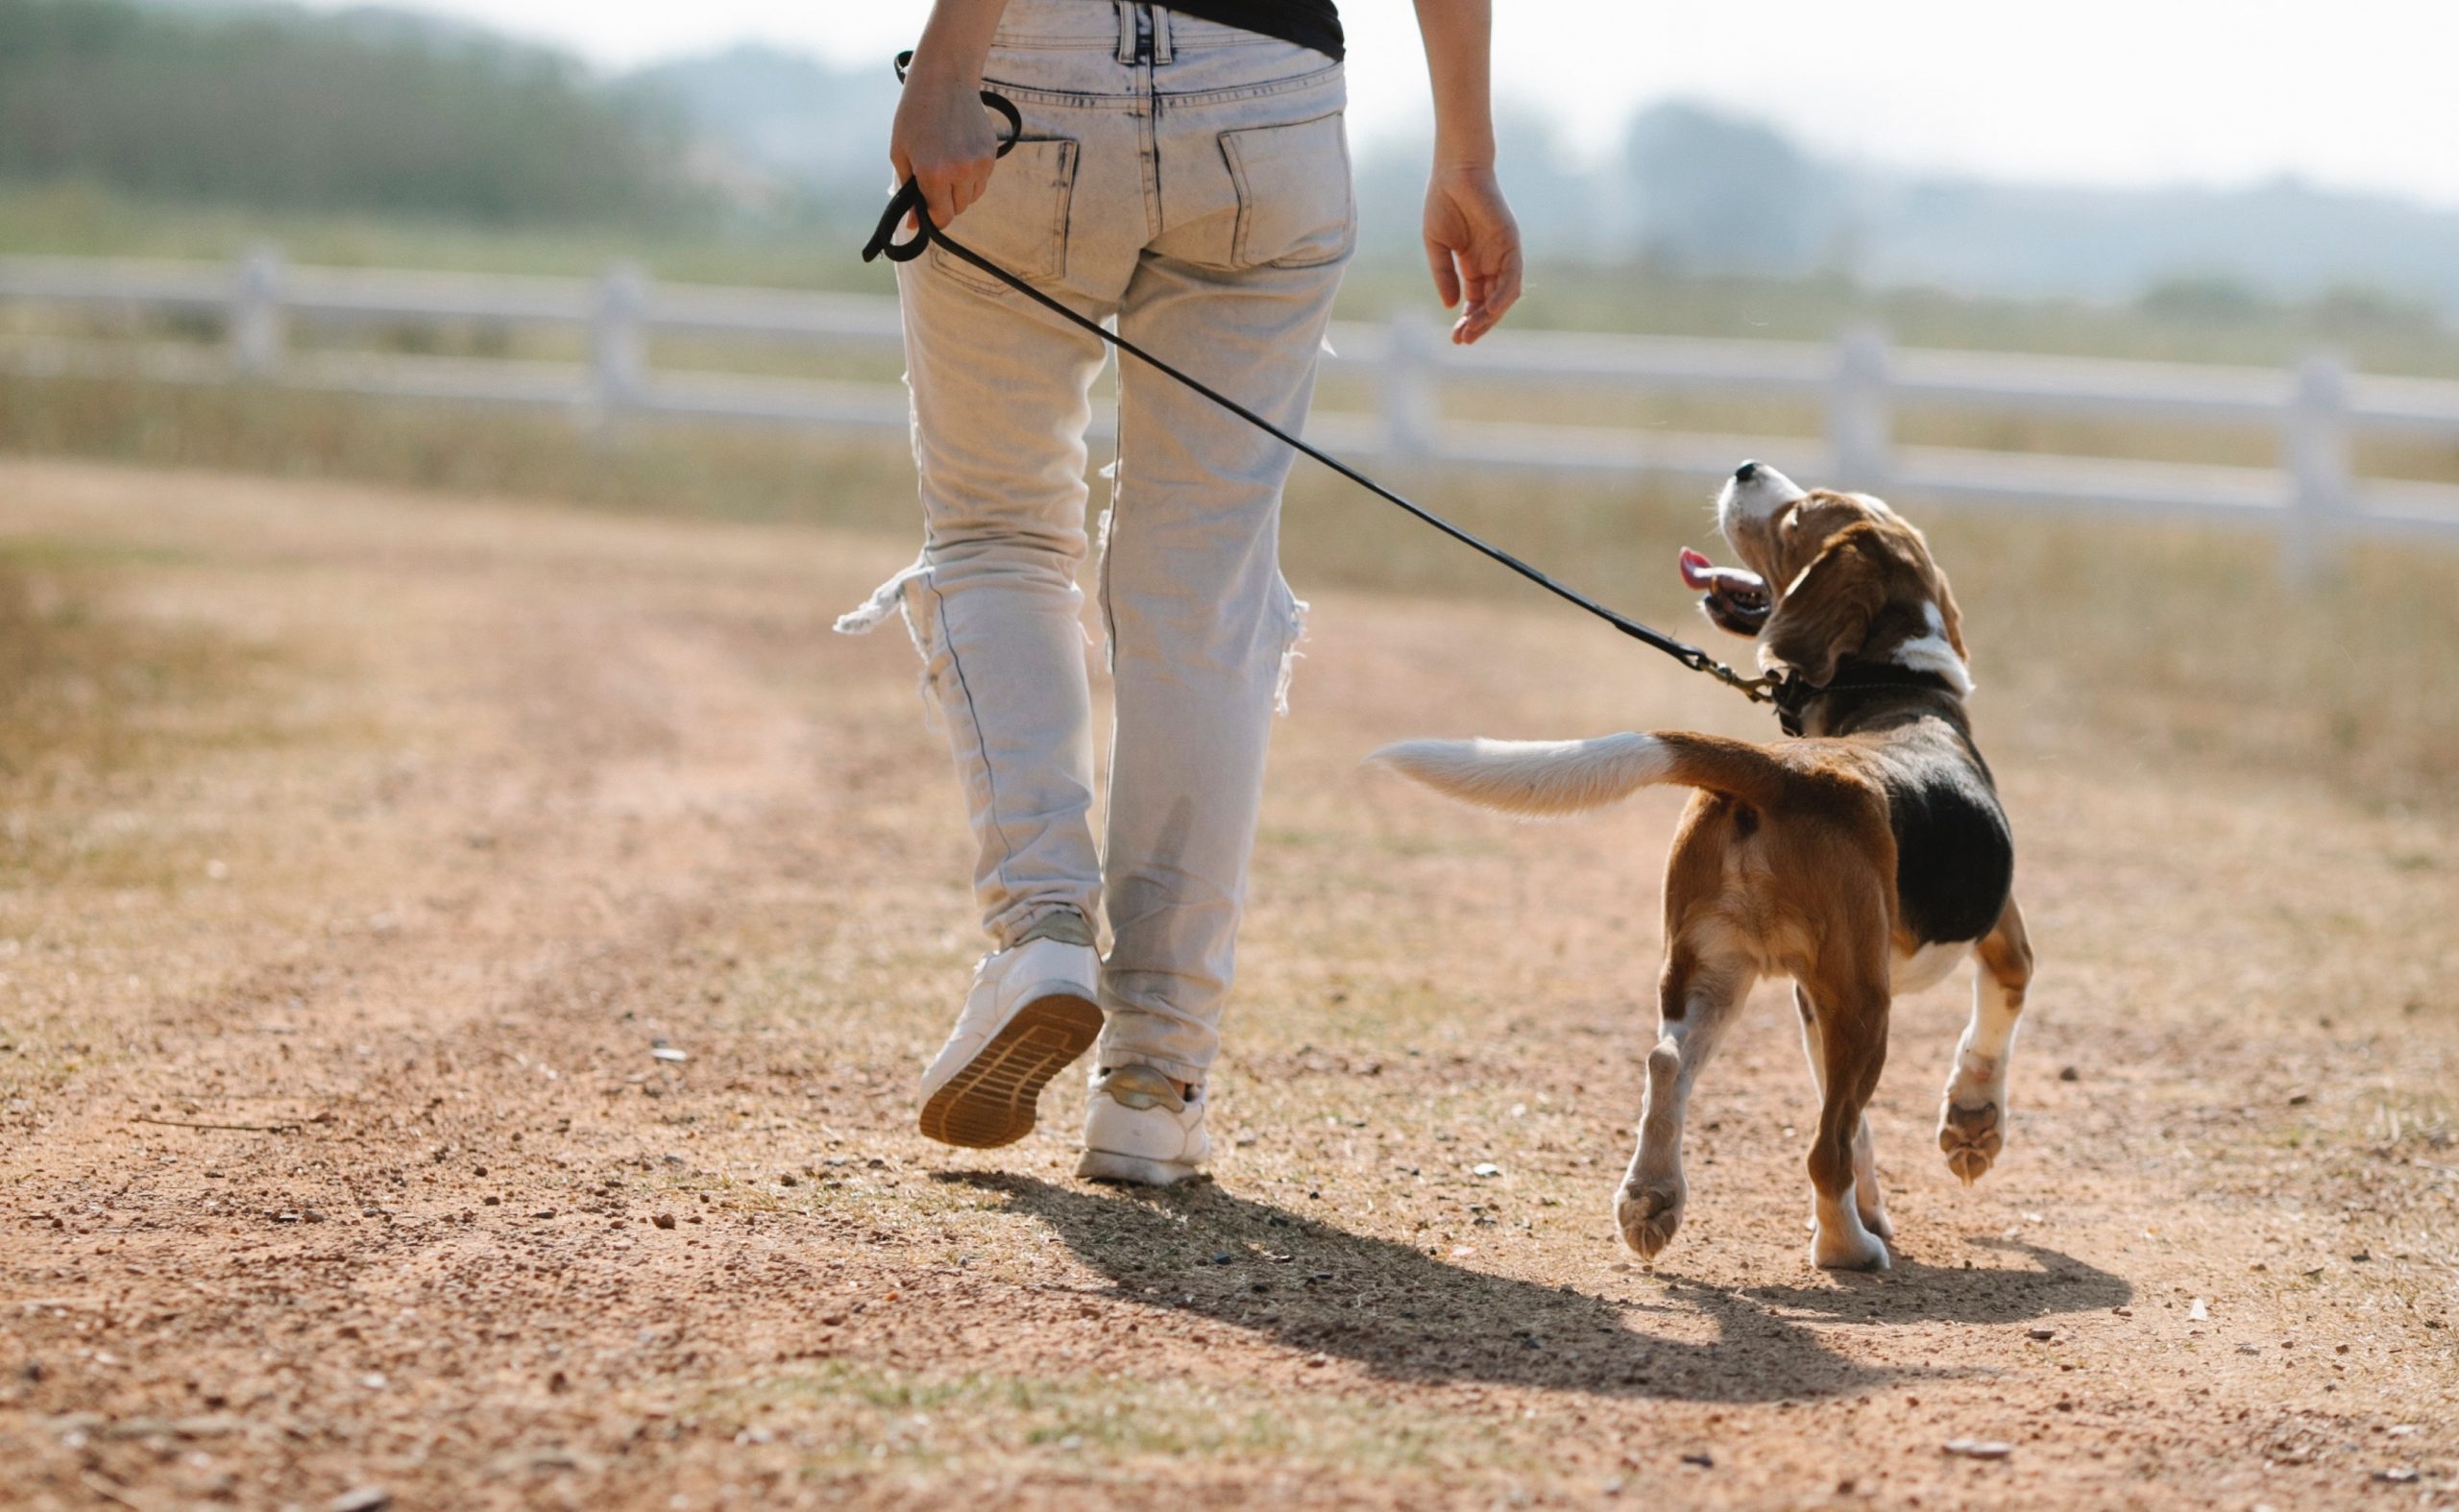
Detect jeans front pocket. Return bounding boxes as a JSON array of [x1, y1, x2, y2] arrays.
[[929, 136, 1081, 295], [1219, 110, 1353, 269]]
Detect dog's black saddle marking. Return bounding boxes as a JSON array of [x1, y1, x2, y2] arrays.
[[1794, 662, 2012, 948], [1879, 743, 2013, 947]]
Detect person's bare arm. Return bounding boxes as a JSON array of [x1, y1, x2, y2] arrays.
[[1413, 0, 1522, 344], [890, 0, 1013, 228]]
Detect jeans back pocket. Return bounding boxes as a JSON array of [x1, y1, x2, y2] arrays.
[[1219, 110, 1353, 270], [929, 137, 1081, 295]]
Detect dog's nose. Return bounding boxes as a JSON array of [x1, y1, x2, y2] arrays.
[[1734, 460, 1761, 484]]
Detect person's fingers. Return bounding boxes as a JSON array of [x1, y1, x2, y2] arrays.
[[1472, 250, 1523, 339], [1490, 263, 1522, 320], [1451, 270, 1489, 343], [921, 154, 1001, 225], [1457, 290, 1494, 342], [919, 172, 961, 229], [1424, 237, 1461, 308], [1453, 235, 1525, 344], [893, 156, 918, 233], [1452, 251, 1503, 342]]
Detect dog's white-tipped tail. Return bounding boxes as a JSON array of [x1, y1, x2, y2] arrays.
[[1369, 733, 1674, 817]]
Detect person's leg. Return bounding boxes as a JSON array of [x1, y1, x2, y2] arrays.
[[841, 225, 1109, 952], [861, 168, 1114, 1148], [837, 2, 1149, 953], [836, 0, 1153, 1145], [1092, 38, 1353, 1092]]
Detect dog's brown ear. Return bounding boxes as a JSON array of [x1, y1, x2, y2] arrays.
[[1764, 526, 1890, 685], [1933, 570, 1968, 658]]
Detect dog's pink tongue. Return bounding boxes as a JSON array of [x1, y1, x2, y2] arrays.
[[1678, 548, 1717, 592]]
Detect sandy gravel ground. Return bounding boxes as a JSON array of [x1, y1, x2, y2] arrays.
[[0, 458, 2453, 1510]]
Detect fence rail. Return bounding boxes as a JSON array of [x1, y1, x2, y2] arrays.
[[6, 248, 2457, 576]]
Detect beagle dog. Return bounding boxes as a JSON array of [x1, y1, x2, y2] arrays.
[[1375, 462, 2033, 1271]]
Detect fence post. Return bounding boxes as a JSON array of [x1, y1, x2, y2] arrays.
[[1382, 310, 1440, 460], [1827, 326, 1892, 488], [2283, 353, 2349, 583], [590, 261, 649, 422], [231, 244, 285, 378]]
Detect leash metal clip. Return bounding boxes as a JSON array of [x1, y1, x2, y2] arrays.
[[1681, 650, 1786, 706], [863, 56, 1025, 265]]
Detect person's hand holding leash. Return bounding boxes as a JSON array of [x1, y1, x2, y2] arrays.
[[889, 0, 1010, 230]]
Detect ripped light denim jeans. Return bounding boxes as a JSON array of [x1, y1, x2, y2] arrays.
[[837, 0, 1352, 1084]]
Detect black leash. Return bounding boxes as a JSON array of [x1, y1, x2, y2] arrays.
[[864, 59, 1784, 714]]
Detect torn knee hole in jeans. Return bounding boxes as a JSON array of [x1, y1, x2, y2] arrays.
[[1093, 501, 1118, 676], [1273, 585, 1310, 717], [833, 552, 952, 732], [877, 530, 1309, 719]]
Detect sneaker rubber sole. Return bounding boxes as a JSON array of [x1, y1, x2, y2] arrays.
[[1076, 1149, 1205, 1185], [917, 990, 1102, 1149]]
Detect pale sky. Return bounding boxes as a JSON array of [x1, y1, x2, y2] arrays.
[[310, 1, 2459, 207]]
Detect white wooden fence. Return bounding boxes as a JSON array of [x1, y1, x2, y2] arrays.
[[7, 247, 2459, 578]]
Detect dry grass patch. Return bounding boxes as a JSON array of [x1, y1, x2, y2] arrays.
[[0, 544, 294, 887], [0, 371, 919, 529], [702, 1359, 1524, 1482]]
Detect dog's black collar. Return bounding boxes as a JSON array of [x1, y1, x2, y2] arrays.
[[1773, 663, 1963, 737]]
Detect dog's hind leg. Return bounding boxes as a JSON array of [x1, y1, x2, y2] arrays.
[[1617, 939, 1752, 1263], [1799, 893, 1895, 1272], [1805, 983, 1892, 1271], [1939, 896, 2034, 1184], [1796, 985, 1889, 1240]]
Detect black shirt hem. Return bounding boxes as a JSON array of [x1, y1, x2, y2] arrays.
[[1160, 1, 1344, 62]]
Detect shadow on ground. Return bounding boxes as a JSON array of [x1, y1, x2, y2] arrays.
[[943, 1174, 2128, 1402], [1711, 1235, 2134, 1327]]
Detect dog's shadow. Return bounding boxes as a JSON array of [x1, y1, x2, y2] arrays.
[[1709, 1234, 2134, 1327], [939, 1173, 2132, 1402]]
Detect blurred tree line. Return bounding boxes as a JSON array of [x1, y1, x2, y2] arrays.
[[0, 0, 702, 224], [0, 0, 2451, 323], [1354, 100, 2459, 319]]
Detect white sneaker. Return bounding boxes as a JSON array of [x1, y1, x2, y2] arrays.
[[1076, 1064, 1211, 1185], [917, 922, 1101, 1150]]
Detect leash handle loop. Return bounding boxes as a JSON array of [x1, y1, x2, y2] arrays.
[[862, 71, 1023, 265]]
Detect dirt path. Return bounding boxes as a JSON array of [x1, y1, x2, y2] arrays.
[[0, 458, 2452, 1510]]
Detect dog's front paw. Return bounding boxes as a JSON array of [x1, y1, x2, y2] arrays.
[[1938, 1097, 2005, 1185], [1617, 1182, 1686, 1261], [1810, 1190, 1894, 1239], [1860, 1191, 1895, 1241], [1812, 1221, 1891, 1272]]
